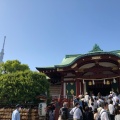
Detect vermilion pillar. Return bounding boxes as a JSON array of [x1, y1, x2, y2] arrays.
[[76, 79, 80, 97], [118, 77, 120, 93], [61, 81, 64, 97], [81, 80, 84, 95]]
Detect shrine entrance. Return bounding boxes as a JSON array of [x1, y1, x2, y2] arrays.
[[86, 81, 112, 96], [86, 80, 119, 96]]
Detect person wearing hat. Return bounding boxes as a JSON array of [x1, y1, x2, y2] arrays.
[[109, 91, 113, 98], [12, 104, 21, 120]]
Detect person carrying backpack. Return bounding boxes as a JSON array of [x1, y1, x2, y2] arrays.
[[96, 102, 110, 120], [59, 102, 69, 120]]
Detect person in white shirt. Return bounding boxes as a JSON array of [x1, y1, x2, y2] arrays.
[[108, 100, 115, 120], [100, 102, 110, 120], [112, 94, 120, 105], [97, 96, 104, 107], [115, 106, 120, 120], [91, 93, 95, 99], [70, 102, 82, 120], [89, 102, 94, 111], [84, 92, 90, 105], [93, 97, 98, 109], [108, 100, 114, 114], [112, 91, 115, 97], [12, 104, 21, 120]]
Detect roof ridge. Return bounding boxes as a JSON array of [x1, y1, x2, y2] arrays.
[[65, 54, 82, 58]]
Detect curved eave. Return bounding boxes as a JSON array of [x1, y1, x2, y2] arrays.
[[36, 67, 56, 70], [55, 52, 120, 68], [36, 67, 60, 78]]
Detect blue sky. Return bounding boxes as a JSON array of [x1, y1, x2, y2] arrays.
[[0, 0, 120, 70]]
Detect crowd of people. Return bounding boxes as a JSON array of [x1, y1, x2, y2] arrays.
[[46, 91, 120, 120], [11, 91, 120, 120], [58, 91, 120, 120]]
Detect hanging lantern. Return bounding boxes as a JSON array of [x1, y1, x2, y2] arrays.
[[88, 81, 92, 86], [103, 79, 106, 84], [83, 79, 85, 84], [113, 78, 116, 83], [93, 80, 95, 85], [106, 80, 110, 85]]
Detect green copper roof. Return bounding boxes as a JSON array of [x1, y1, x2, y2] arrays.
[[37, 44, 120, 69], [57, 51, 120, 67], [56, 44, 120, 67], [60, 54, 81, 65]]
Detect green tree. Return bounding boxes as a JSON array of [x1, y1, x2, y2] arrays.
[[0, 60, 49, 105], [0, 60, 30, 74]]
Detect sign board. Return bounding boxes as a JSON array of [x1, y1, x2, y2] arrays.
[[38, 102, 47, 116]]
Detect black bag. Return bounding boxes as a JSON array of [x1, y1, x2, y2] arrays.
[[61, 108, 67, 119]]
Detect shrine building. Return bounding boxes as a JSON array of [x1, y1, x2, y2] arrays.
[[36, 44, 120, 98]]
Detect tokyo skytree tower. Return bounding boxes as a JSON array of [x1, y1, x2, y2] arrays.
[[0, 36, 6, 63]]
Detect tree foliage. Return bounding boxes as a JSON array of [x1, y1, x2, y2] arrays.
[[0, 60, 49, 105], [0, 60, 30, 74]]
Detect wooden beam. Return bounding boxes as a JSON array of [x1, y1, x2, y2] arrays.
[[63, 72, 119, 79]]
